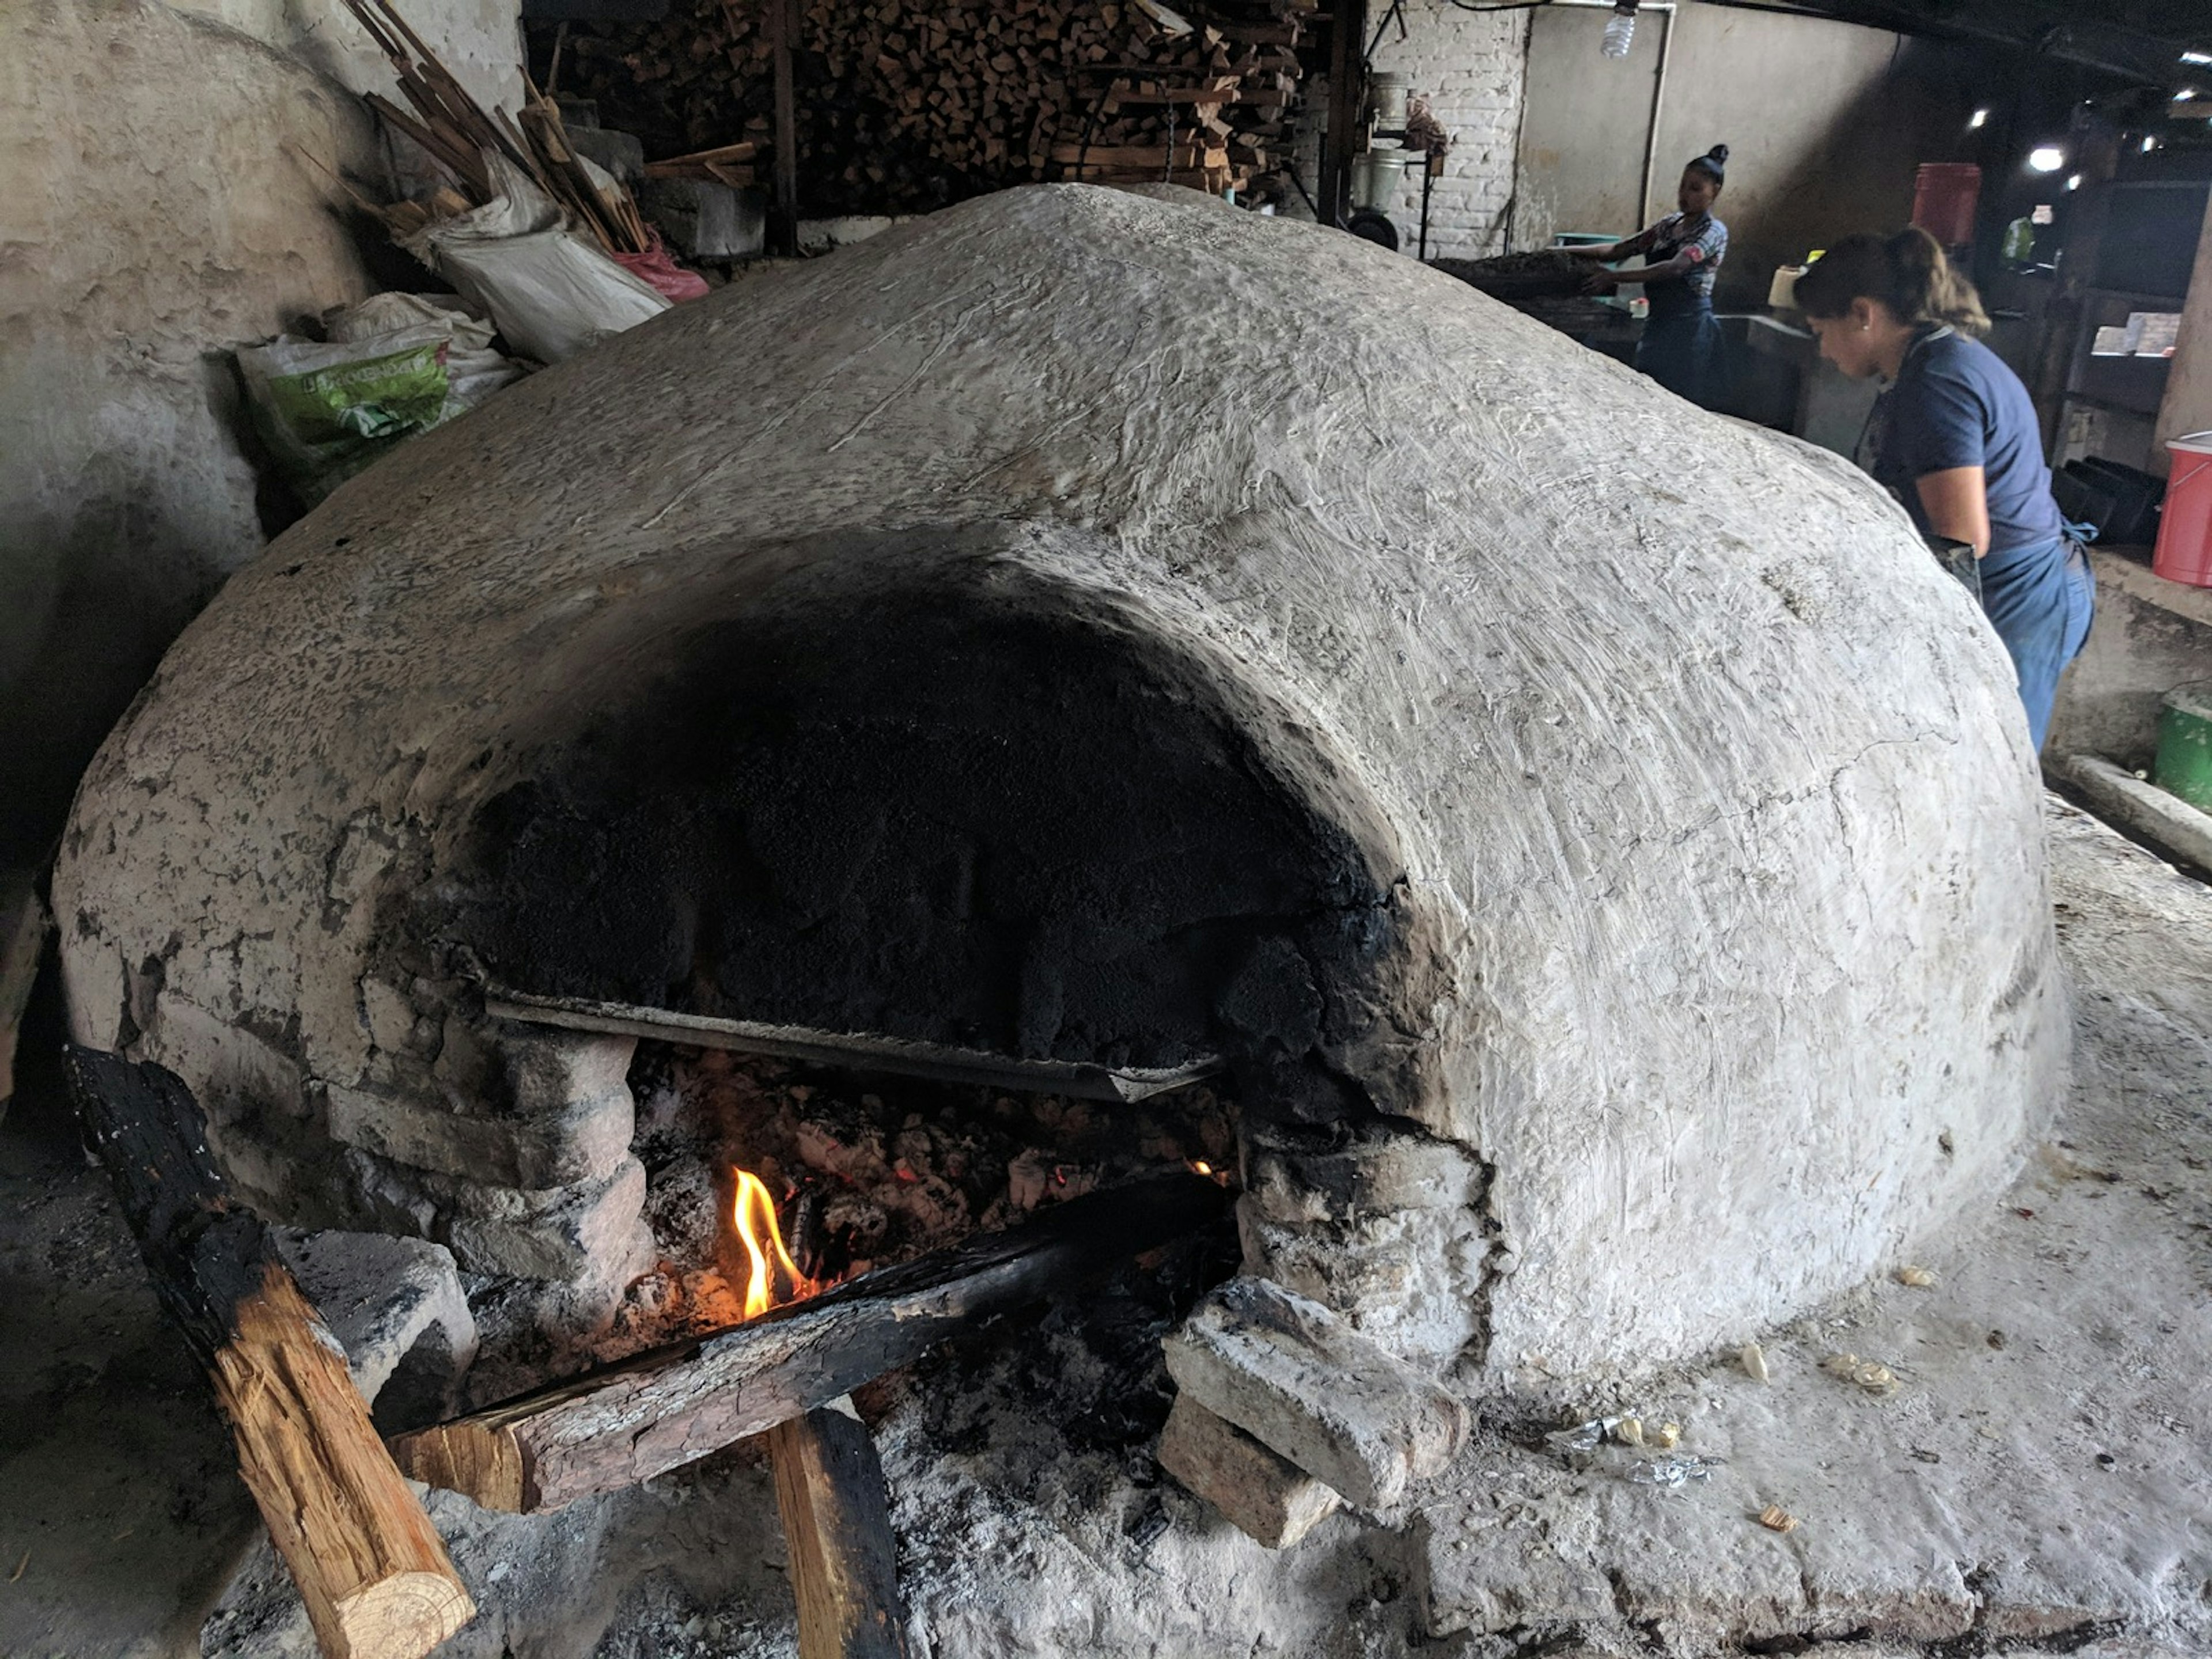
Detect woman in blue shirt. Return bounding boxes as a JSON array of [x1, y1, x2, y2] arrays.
[[1573, 145, 1732, 407], [1795, 228, 2093, 751]]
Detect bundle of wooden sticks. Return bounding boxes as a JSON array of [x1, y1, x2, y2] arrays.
[[340, 0, 653, 255]]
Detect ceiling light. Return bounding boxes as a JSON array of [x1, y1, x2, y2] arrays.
[[2066, 174, 2082, 191], [2144, 135, 2160, 152], [1968, 107, 1990, 130], [2027, 146, 2067, 172], [2184, 51, 2212, 67], [2177, 89, 2198, 101]]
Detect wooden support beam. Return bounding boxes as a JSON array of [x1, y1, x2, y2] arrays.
[[390, 1171, 1232, 1514], [769, 0, 798, 255], [1320, 0, 1368, 227], [62, 1048, 473, 1659], [770, 1403, 910, 1658]]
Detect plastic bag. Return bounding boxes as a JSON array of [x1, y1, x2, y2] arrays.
[[403, 153, 669, 364], [237, 325, 454, 503], [236, 293, 529, 503], [325, 292, 528, 414], [613, 231, 710, 303]]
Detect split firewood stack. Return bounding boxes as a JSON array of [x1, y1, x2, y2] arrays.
[[560, 0, 1318, 217]]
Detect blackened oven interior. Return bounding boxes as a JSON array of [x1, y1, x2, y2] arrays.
[[449, 579, 1395, 1089]]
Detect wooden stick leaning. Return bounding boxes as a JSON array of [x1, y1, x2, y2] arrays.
[[389, 1169, 1233, 1514], [62, 1048, 474, 1659], [770, 1403, 910, 1659]]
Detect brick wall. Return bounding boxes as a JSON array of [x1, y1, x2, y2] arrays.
[[1369, 1, 1529, 259]]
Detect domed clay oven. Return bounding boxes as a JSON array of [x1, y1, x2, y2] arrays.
[[55, 186, 2065, 1437]]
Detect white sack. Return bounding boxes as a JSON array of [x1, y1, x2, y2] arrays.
[[403, 153, 669, 365]]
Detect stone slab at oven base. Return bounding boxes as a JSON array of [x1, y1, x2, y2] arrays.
[[272, 1228, 476, 1423], [1162, 1275, 1468, 1512], [1156, 1392, 1342, 1548]]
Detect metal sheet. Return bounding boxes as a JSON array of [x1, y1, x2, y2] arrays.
[[482, 987, 1222, 1103]]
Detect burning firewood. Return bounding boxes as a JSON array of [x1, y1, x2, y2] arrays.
[[388, 1168, 1232, 1513], [62, 1048, 474, 1659]]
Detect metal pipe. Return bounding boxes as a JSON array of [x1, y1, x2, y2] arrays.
[[1638, 5, 1677, 228]]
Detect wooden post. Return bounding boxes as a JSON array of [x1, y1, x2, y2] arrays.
[[63, 1047, 474, 1659], [770, 1404, 910, 1658], [389, 1170, 1231, 1513], [1321, 0, 1369, 228], [770, 0, 799, 255]]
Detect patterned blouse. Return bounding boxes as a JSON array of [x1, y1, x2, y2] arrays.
[[1624, 211, 1729, 300]]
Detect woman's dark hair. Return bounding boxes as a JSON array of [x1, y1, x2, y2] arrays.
[[1794, 226, 1991, 338], [1685, 143, 1729, 185]]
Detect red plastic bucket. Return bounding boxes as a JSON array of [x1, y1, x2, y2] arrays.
[[1911, 162, 1982, 248], [2154, 432, 2212, 588]]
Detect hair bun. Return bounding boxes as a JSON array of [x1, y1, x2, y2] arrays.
[[1707, 144, 1730, 165]]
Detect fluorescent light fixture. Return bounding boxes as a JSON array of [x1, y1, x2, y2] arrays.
[[1968, 107, 1990, 129], [2145, 135, 2160, 152], [2184, 50, 2212, 66], [2027, 145, 2067, 172], [2177, 89, 2198, 101], [2066, 173, 2082, 191]]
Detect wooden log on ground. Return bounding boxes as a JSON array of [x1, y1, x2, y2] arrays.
[[770, 1402, 910, 1658], [62, 1047, 474, 1659], [391, 1169, 1232, 1514], [0, 869, 48, 1114]]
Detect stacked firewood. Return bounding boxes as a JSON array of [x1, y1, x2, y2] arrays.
[[558, 0, 1316, 217]]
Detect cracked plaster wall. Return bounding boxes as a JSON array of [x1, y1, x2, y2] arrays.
[[55, 184, 2067, 1386]]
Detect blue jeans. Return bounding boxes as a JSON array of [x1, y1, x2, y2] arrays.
[[1979, 536, 2094, 752]]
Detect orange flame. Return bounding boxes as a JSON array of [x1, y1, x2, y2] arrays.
[[732, 1168, 812, 1319]]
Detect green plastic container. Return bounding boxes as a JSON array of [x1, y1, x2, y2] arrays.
[[2154, 683, 2212, 813]]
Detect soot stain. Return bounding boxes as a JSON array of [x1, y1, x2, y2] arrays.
[[448, 594, 1389, 1072]]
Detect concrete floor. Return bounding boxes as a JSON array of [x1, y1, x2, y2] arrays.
[[1, 797, 2206, 1657], [1418, 796, 2212, 1655]]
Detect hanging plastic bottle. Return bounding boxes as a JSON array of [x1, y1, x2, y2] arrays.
[[1601, 1, 1638, 58]]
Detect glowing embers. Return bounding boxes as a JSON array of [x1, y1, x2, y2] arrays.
[[731, 1167, 828, 1319]]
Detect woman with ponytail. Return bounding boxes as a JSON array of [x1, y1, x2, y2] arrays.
[[1796, 228, 2093, 751], [1572, 144, 1733, 407]]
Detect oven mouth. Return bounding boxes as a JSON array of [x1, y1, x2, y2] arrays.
[[432, 562, 1413, 1119]]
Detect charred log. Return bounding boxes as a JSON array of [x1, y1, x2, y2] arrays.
[[388, 1169, 1232, 1513]]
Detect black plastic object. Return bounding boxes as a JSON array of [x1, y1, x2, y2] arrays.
[[1345, 210, 1400, 252], [2054, 457, 2165, 547]]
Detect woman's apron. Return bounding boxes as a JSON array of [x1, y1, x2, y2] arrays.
[[1635, 278, 1723, 408], [1975, 533, 2096, 753]]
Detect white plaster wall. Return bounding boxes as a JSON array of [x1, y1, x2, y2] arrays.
[[1368, 0, 1529, 259], [0, 0, 385, 865], [166, 0, 522, 112], [2153, 184, 2212, 473]]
